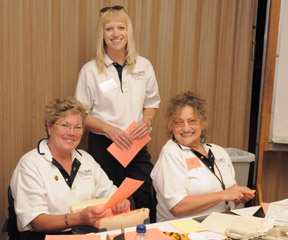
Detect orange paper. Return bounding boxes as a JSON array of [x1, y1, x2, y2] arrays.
[[261, 202, 269, 214], [104, 177, 144, 210], [186, 157, 202, 170], [45, 235, 100, 240], [244, 189, 256, 198], [107, 121, 151, 167]]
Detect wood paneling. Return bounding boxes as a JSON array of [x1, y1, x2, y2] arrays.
[[261, 151, 288, 202], [0, 0, 257, 236]]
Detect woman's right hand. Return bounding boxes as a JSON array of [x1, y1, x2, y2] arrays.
[[222, 185, 255, 203], [79, 206, 106, 226], [103, 124, 133, 150]]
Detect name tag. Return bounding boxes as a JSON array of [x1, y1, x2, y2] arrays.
[[186, 157, 202, 170], [99, 78, 118, 93]]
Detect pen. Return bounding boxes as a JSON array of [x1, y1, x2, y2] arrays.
[[121, 225, 125, 240]]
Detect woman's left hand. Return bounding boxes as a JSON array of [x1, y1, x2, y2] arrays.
[[79, 206, 106, 226], [130, 121, 149, 139], [111, 199, 131, 215]]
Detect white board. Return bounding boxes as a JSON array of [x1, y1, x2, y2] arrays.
[[270, 0, 288, 144]]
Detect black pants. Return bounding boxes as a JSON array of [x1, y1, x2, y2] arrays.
[[88, 133, 157, 223]]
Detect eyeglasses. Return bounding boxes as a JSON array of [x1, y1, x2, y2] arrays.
[[99, 5, 125, 15], [173, 119, 200, 128], [54, 123, 83, 132]]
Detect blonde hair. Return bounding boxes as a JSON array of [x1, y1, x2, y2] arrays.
[[45, 97, 88, 137], [95, 7, 137, 74], [166, 91, 208, 142]]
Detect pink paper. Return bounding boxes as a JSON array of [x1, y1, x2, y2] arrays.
[[261, 202, 288, 215], [104, 177, 144, 210], [45, 235, 100, 240], [261, 202, 269, 214], [110, 228, 174, 240], [107, 121, 151, 167]]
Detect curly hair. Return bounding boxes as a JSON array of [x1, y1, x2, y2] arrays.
[[44, 97, 88, 137], [95, 6, 137, 74], [166, 91, 208, 142]]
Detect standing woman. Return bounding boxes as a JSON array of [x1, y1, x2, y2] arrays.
[[75, 6, 160, 222]]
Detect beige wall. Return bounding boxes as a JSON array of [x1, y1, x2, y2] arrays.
[[0, 0, 257, 236]]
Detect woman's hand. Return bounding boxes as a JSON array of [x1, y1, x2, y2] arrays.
[[111, 199, 131, 215], [79, 206, 106, 226], [103, 124, 133, 150], [222, 185, 255, 203], [130, 121, 149, 139], [236, 188, 255, 205]]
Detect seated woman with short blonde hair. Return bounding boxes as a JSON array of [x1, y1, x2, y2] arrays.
[[10, 97, 130, 240]]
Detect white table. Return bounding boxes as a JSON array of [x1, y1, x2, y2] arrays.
[[94, 206, 261, 240], [94, 217, 185, 240]]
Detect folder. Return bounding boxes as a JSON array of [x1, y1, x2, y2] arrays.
[[70, 197, 114, 217], [71, 200, 149, 231], [70, 178, 147, 231], [96, 208, 150, 231]]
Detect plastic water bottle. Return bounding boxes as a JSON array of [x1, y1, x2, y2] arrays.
[[134, 224, 147, 240]]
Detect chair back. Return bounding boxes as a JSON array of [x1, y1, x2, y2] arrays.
[[7, 186, 20, 240]]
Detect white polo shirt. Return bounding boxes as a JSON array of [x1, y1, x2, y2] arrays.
[[10, 139, 117, 232], [74, 54, 160, 134], [151, 139, 236, 222]]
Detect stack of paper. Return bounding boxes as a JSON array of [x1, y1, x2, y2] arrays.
[[262, 199, 288, 226], [168, 219, 204, 234], [199, 212, 275, 235], [169, 218, 227, 240]]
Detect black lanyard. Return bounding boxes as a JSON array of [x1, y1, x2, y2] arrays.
[[200, 156, 230, 211], [191, 149, 226, 189], [172, 137, 230, 210], [215, 170, 230, 210]]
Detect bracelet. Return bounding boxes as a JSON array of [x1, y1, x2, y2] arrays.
[[144, 115, 153, 125], [64, 214, 70, 228]]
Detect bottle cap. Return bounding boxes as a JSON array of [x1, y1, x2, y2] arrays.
[[136, 224, 146, 233]]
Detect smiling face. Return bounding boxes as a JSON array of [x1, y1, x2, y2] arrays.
[[103, 19, 128, 55], [172, 105, 203, 149], [47, 114, 83, 156]]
